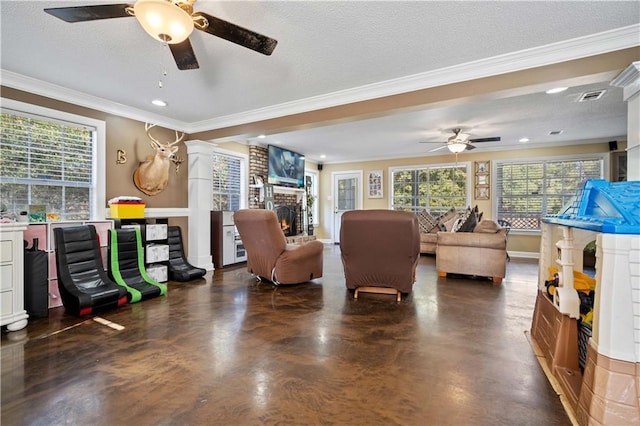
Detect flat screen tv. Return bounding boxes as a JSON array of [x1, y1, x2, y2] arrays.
[[267, 145, 305, 188]]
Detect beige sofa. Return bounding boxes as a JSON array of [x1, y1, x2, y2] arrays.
[[418, 206, 478, 254], [420, 232, 438, 254], [435, 220, 508, 284]]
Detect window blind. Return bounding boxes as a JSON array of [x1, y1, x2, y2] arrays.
[[496, 158, 603, 230], [212, 153, 242, 211], [0, 110, 95, 220]]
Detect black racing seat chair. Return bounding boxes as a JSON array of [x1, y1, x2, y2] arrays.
[[108, 228, 167, 303], [167, 226, 206, 282], [54, 225, 127, 316]]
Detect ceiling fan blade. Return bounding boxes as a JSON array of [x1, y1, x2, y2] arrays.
[[465, 144, 477, 151], [169, 39, 200, 70], [194, 12, 278, 56], [44, 4, 132, 22], [429, 145, 449, 152], [469, 137, 501, 143]]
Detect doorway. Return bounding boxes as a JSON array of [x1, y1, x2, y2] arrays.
[[332, 171, 363, 243]]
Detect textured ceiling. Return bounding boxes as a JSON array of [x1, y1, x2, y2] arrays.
[[1, 1, 639, 162]]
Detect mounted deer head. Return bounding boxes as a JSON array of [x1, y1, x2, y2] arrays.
[[133, 123, 184, 196]]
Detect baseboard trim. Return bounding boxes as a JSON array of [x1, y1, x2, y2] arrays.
[[510, 251, 540, 260]]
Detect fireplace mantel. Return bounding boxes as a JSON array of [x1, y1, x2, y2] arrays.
[[250, 184, 305, 203]]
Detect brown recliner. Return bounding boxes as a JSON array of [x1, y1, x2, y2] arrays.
[[340, 210, 420, 301], [233, 209, 324, 285]]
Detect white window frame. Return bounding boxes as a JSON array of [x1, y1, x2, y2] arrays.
[[493, 153, 607, 232], [388, 162, 472, 213], [1, 98, 106, 220], [211, 146, 248, 211]]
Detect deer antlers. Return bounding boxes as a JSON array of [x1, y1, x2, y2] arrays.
[[145, 123, 185, 148]]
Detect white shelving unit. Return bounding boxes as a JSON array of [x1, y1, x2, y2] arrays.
[[0, 223, 29, 331], [116, 218, 169, 283]]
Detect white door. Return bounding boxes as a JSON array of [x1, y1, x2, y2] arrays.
[[333, 171, 362, 243]]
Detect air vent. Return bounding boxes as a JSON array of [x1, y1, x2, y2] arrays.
[[578, 90, 606, 102], [549, 130, 563, 136]]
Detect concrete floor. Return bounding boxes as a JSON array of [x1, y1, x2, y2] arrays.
[[2, 246, 570, 425]]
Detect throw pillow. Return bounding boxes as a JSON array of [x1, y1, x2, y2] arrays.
[[457, 207, 478, 232], [453, 206, 472, 232], [441, 213, 460, 232], [436, 206, 457, 225], [474, 219, 502, 233], [417, 210, 439, 233], [451, 217, 464, 232]]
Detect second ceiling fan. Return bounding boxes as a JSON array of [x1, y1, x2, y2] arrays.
[[44, 0, 278, 70], [420, 128, 501, 153]]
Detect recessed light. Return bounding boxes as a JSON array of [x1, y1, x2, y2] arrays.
[[546, 87, 568, 94], [519, 138, 530, 143], [257, 134, 266, 139], [152, 99, 167, 107], [320, 154, 326, 159]]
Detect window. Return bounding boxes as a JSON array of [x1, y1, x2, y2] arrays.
[[0, 99, 105, 220], [390, 163, 469, 215], [212, 149, 246, 211], [495, 157, 603, 230]]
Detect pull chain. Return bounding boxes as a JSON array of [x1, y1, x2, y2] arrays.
[[159, 67, 167, 89]]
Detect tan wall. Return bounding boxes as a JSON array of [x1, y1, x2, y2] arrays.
[[2, 87, 188, 209], [216, 141, 249, 155]]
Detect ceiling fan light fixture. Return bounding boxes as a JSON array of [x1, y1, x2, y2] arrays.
[[134, 0, 194, 44], [447, 142, 467, 153]]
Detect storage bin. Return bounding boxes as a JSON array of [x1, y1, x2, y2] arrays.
[[146, 224, 168, 241], [146, 265, 168, 283], [109, 203, 145, 219], [146, 244, 169, 263]]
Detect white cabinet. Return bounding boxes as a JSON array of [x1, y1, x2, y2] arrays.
[[0, 223, 29, 331], [211, 211, 246, 268]]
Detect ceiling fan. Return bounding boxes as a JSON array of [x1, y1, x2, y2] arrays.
[[420, 128, 501, 153], [44, 0, 278, 70]]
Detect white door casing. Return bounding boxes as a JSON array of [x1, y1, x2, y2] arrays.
[[332, 171, 363, 243]]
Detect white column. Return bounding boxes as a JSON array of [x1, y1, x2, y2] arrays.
[[185, 140, 216, 270], [611, 62, 640, 181], [592, 233, 640, 362]]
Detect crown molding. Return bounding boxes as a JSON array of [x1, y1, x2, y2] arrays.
[[187, 24, 640, 133], [0, 71, 188, 132], [2, 24, 638, 135]]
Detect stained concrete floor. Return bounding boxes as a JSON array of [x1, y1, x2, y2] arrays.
[[2, 246, 570, 425]]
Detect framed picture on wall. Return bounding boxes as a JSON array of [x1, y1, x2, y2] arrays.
[[475, 185, 490, 200], [475, 161, 489, 174], [368, 170, 383, 198], [476, 174, 488, 185]]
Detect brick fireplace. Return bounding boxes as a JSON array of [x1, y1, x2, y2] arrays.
[[249, 145, 303, 235]]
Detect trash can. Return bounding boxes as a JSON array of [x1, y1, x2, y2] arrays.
[[24, 238, 49, 318]]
